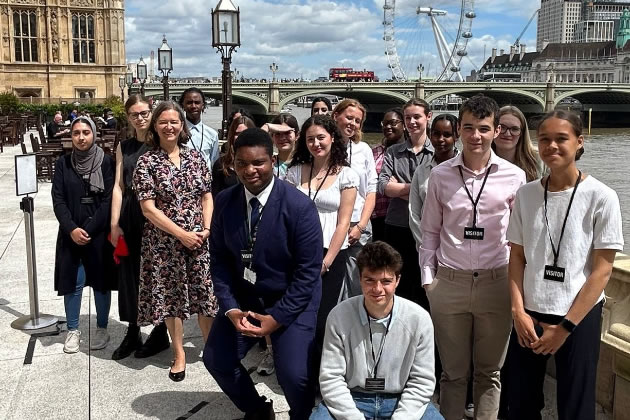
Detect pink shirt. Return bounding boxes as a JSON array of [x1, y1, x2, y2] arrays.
[[419, 151, 526, 285]]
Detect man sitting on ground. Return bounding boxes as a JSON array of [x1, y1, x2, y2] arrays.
[[311, 241, 443, 420]]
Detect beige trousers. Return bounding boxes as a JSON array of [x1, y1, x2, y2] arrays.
[[427, 265, 512, 420]]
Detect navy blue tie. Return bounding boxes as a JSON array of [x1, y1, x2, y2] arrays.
[[249, 197, 261, 236]]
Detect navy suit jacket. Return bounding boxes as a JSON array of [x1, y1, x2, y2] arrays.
[[210, 178, 323, 326]]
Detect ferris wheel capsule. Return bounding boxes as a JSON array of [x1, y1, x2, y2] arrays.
[[457, 49, 468, 56], [462, 31, 473, 38], [466, 11, 476, 18]]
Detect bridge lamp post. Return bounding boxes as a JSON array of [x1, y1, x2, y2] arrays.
[[119, 76, 126, 102], [125, 70, 133, 98], [270, 62, 279, 82], [212, 0, 241, 140], [137, 56, 148, 97], [417, 64, 424, 81], [158, 35, 173, 101]]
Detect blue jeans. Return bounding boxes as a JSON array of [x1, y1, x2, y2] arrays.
[[310, 391, 444, 420], [63, 264, 111, 330]]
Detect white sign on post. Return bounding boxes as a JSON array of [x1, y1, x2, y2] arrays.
[[15, 154, 38, 196]]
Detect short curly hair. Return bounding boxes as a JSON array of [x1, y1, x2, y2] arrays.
[[357, 241, 403, 276], [459, 94, 500, 128]]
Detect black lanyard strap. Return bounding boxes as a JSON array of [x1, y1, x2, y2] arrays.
[[458, 165, 491, 227], [543, 171, 581, 266], [308, 164, 333, 202], [365, 298, 394, 379]]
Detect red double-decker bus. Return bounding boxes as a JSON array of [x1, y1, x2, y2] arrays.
[[329, 67, 377, 82]]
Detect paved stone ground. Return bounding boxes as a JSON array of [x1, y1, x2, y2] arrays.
[[0, 133, 612, 419]]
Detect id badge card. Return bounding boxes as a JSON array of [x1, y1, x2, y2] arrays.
[[244, 267, 257, 285], [464, 226, 484, 240], [364, 377, 386, 391], [544, 265, 565, 282]]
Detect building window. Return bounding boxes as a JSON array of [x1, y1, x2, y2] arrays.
[[76, 89, 96, 99], [72, 12, 95, 63], [13, 10, 38, 62]]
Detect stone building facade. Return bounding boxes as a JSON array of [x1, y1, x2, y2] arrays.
[[0, 0, 125, 100]]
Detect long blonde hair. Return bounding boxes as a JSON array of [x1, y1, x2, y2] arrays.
[[495, 105, 541, 182], [332, 99, 366, 143]]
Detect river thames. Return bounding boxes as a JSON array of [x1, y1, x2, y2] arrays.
[[201, 106, 629, 253]]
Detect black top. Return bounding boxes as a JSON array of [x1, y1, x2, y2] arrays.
[[211, 157, 239, 197], [120, 137, 149, 191], [52, 153, 115, 294], [47, 121, 66, 141]]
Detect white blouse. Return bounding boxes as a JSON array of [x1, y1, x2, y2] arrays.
[[286, 164, 359, 249]]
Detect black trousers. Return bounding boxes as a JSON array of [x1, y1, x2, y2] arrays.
[[371, 216, 386, 243], [384, 224, 428, 311], [508, 301, 603, 420]]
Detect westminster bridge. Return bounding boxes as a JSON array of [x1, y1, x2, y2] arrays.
[[140, 81, 630, 126]]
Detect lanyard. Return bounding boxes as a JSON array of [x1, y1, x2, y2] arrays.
[[308, 164, 333, 202], [365, 299, 394, 378], [191, 123, 205, 153], [348, 141, 353, 165], [276, 159, 283, 178], [543, 171, 581, 266], [458, 166, 491, 227]]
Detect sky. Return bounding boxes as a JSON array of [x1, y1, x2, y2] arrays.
[[124, 0, 540, 81]]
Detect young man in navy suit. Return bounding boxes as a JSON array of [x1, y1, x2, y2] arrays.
[[204, 128, 323, 420]]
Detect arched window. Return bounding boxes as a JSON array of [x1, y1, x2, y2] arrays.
[[72, 12, 95, 63], [13, 10, 38, 62]]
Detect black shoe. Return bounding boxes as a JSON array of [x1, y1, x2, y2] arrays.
[[134, 322, 170, 358], [168, 360, 186, 382], [112, 325, 142, 361], [244, 398, 275, 420]]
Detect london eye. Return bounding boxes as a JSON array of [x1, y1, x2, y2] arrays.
[[383, 0, 476, 81]]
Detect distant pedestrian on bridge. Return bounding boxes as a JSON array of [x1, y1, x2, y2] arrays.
[[507, 110, 623, 420]]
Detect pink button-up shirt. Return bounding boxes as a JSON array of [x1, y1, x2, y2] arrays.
[[419, 151, 526, 285]]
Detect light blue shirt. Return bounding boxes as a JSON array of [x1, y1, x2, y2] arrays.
[[187, 120, 219, 170]]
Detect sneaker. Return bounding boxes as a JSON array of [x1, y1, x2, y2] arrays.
[[256, 348, 275, 376], [64, 330, 81, 354], [464, 403, 474, 418], [90, 327, 110, 350]]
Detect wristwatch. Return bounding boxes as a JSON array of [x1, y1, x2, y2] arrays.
[[559, 318, 577, 334]]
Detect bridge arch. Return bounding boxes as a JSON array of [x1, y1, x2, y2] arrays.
[[278, 88, 410, 111], [425, 87, 546, 112], [554, 88, 630, 108]]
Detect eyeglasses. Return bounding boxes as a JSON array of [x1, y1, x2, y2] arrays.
[[499, 125, 521, 135], [129, 110, 151, 120], [381, 119, 402, 127]]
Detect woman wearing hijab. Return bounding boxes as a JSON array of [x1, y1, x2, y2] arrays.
[[52, 116, 115, 354]]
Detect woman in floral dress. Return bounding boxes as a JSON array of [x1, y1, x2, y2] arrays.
[[133, 101, 217, 382]]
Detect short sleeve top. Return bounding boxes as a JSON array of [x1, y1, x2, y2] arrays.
[[507, 175, 623, 315], [286, 164, 359, 249]]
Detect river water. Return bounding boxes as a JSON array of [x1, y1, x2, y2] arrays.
[[202, 106, 629, 253]]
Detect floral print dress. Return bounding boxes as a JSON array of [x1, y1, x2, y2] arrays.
[[133, 146, 218, 325]]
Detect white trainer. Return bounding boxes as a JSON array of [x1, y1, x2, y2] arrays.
[[464, 403, 474, 418], [64, 330, 81, 354], [90, 328, 110, 350], [256, 348, 275, 376]]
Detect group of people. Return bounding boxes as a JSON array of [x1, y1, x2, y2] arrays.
[[50, 89, 623, 420]]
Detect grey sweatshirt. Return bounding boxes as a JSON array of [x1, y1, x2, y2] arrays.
[[319, 295, 436, 420]]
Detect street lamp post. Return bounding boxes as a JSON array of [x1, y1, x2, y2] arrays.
[[119, 76, 126, 102], [270, 62, 279, 82], [417, 64, 424, 81], [158, 35, 173, 101], [137, 56, 148, 96], [125, 70, 133, 97], [212, 0, 241, 139]]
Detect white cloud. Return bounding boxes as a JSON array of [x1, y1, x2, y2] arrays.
[[125, 0, 540, 80]]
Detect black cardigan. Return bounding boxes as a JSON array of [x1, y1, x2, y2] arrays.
[[52, 153, 115, 295]]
